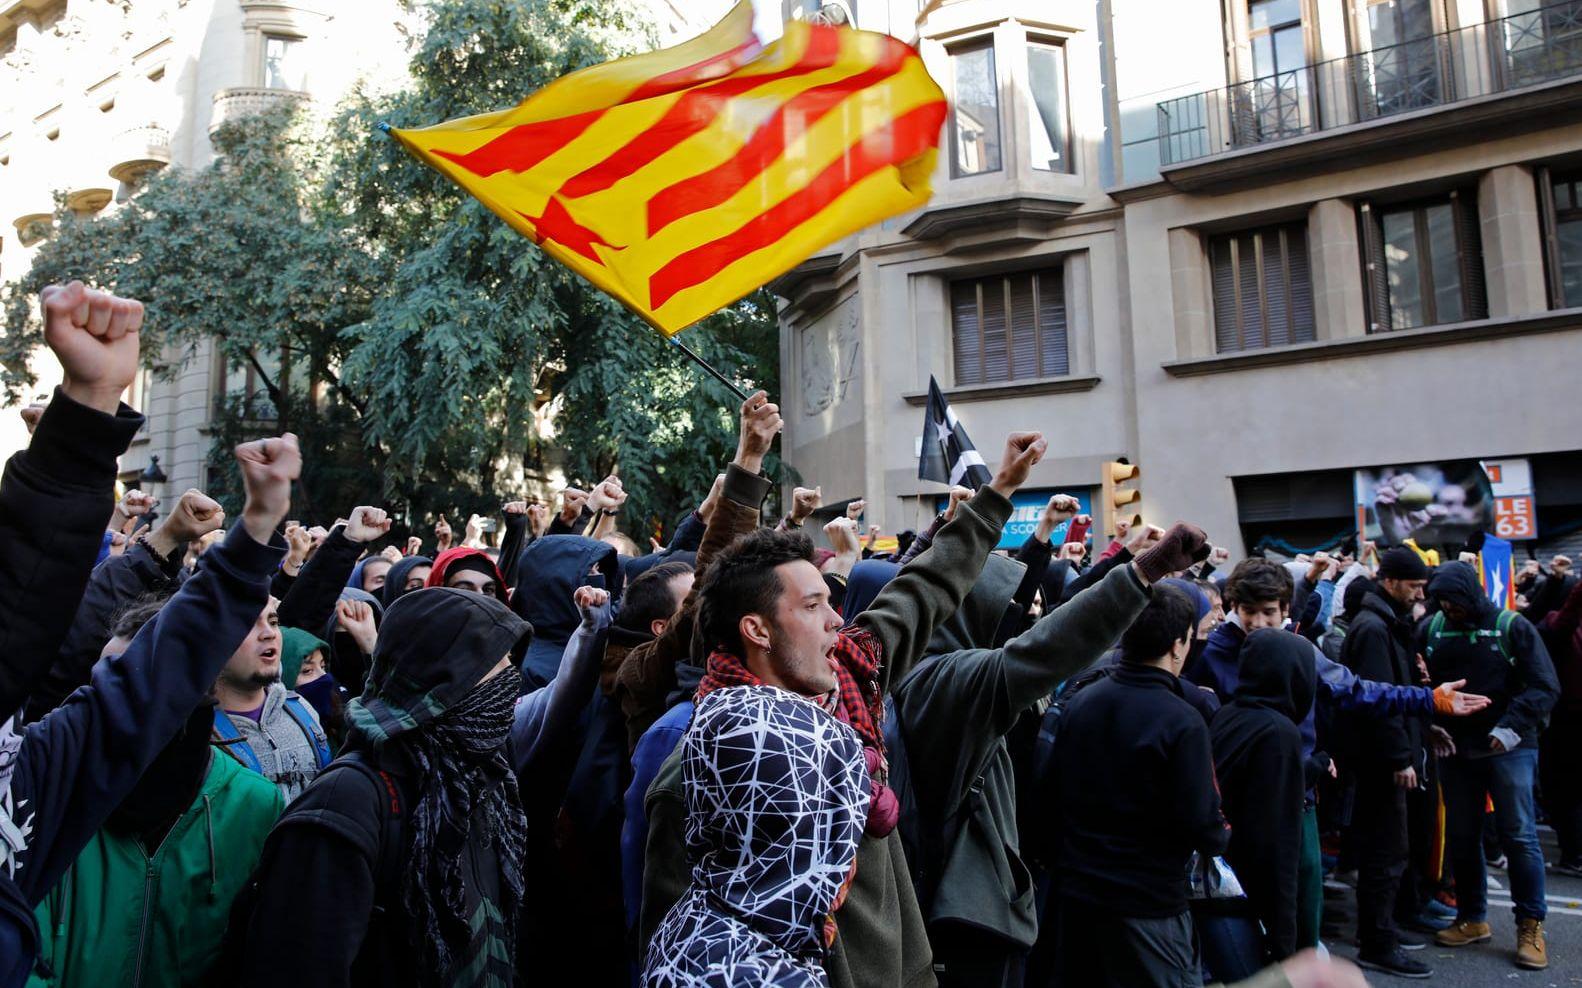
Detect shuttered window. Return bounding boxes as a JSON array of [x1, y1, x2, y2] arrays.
[[1538, 167, 1582, 308], [951, 267, 1068, 385], [1209, 222, 1316, 352], [1361, 191, 1486, 331]]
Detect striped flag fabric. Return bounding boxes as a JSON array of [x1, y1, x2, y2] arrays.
[[389, 1, 947, 335], [919, 375, 992, 490]]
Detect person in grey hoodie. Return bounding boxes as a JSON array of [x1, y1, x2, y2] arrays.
[[891, 524, 1210, 987]]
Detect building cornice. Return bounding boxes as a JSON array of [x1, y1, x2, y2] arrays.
[[901, 374, 1102, 405], [900, 192, 1085, 241], [1161, 309, 1582, 377]]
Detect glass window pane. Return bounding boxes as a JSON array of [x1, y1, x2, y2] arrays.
[[1382, 209, 1424, 329], [1556, 178, 1574, 210], [1558, 219, 1582, 305], [1250, 0, 1301, 32], [1251, 34, 1276, 76], [1273, 25, 1305, 72], [951, 45, 1001, 176], [1027, 44, 1068, 172], [264, 36, 300, 90], [1426, 203, 1463, 324]]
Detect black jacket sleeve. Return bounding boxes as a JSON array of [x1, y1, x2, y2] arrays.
[[1500, 614, 1560, 743], [24, 539, 181, 721], [1057, 547, 1131, 607], [1340, 617, 1411, 770], [667, 510, 705, 555], [1173, 718, 1230, 861], [278, 526, 362, 634], [0, 389, 143, 722], [498, 511, 529, 591], [269, 567, 297, 601]]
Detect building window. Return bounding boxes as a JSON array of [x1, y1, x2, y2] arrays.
[[1249, 0, 1306, 79], [1349, 0, 1442, 118], [1027, 41, 1071, 173], [1209, 223, 1316, 352], [264, 35, 304, 90], [1540, 167, 1582, 307], [950, 267, 1068, 385], [1362, 192, 1486, 331], [1233, 0, 1314, 145], [949, 41, 1002, 177]]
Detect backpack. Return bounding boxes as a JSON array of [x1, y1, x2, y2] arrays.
[[1424, 609, 1519, 665], [217, 753, 405, 972], [1022, 664, 1114, 870], [211, 696, 333, 773]]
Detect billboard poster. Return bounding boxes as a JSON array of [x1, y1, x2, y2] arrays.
[[1353, 460, 1494, 550], [937, 489, 1093, 550]]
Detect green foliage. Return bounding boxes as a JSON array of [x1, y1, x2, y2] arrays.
[[0, 0, 782, 537]]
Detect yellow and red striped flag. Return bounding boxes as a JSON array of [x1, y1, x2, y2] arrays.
[[390, 1, 946, 335]]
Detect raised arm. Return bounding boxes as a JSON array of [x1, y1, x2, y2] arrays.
[[855, 432, 1045, 691], [277, 506, 391, 633], [0, 282, 144, 720], [514, 587, 611, 777], [10, 432, 297, 904]]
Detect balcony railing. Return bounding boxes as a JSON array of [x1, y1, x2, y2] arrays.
[[209, 88, 311, 137], [1159, 0, 1582, 166]]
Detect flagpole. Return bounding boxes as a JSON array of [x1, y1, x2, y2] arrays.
[[670, 335, 750, 402]]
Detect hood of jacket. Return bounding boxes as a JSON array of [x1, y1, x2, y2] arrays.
[[513, 535, 624, 686], [382, 554, 433, 610], [346, 587, 533, 748], [1429, 561, 1496, 625], [681, 685, 868, 956], [924, 552, 1025, 655], [1341, 575, 1375, 622], [278, 627, 330, 690], [1232, 628, 1316, 724], [842, 560, 899, 623], [426, 547, 509, 604]]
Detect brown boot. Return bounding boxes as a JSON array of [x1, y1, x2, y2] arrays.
[[1516, 918, 1548, 970], [1435, 920, 1492, 947]]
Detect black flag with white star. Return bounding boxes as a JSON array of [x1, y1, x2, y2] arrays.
[[918, 376, 992, 489]]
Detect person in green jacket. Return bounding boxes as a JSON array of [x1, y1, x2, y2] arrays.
[[642, 425, 1046, 988], [892, 523, 1207, 987], [29, 689, 283, 988]]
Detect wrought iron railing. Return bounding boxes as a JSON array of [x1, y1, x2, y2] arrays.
[[1159, 0, 1582, 165]]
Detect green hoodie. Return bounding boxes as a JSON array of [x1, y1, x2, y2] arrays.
[[29, 754, 283, 988]]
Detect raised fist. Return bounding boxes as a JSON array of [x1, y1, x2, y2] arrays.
[[503, 500, 528, 516], [588, 477, 627, 513], [41, 281, 144, 415], [944, 485, 972, 521], [989, 432, 1047, 498], [234, 433, 300, 543], [790, 486, 822, 523], [405, 535, 424, 557], [574, 585, 612, 627], [1059, 541, 1087, 562], [823, 516, 861, 556], [526, 503, 549, 538], [846, 499, 866, 521], [160, 489, 226, 544], [434, 514, 454, 550], [735, 390, 782, 472], [335, 597, 378, 656], [1133, 523, 1211, 586], [380, 545, 404, 564], [559, 489, 589, 525], [344, 506, 392, 544]]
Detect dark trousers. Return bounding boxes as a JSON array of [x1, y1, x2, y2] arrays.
[[932, 924, 1025, 988], [1542, 714, 1582, 865], [1394, 764, 1438, 924], [1056, 903, 1202, 988], [1351, 768, 1409, 955]]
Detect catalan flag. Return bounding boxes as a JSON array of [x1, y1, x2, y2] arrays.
[[389, 1, 946, 335]]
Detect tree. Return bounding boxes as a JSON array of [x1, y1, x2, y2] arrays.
[[1, 0, 782, 538]]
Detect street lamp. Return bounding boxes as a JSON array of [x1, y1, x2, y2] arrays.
[[139, 455, 167, 526]]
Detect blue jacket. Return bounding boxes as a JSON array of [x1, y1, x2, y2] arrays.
[[1, 521, 283, 988], [621, 698, 692, 932], [1193, 618, 1437, 769]]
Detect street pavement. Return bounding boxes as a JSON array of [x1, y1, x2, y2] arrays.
[[1325, 827, 1582, 985]]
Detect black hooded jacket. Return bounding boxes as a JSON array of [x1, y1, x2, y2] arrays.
[[1336, 588, 1421, 771], [1423, 562, 1558, 751], [1210, 629, 1314, 962]]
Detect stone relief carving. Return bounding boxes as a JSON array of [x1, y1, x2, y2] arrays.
[[800, 298, 861, 416]]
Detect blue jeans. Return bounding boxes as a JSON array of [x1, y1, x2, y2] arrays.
[[1441, 747, 1546, 922], [1195, 911, 1263, 983]]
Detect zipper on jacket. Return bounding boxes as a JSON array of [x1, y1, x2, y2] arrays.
[[130, 826, 176, 988]]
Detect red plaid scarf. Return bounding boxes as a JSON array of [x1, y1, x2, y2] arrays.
[[697, 628, 897, 839]]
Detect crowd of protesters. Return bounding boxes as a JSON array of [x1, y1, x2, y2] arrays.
[[0, 280, 1570, 988]]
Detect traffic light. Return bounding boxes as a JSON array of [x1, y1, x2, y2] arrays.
[[1102, 459, 1142, 537]]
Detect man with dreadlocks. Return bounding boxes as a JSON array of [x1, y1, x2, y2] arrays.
[[639, 421, 1048, 988], [237, 580, 610, 986]]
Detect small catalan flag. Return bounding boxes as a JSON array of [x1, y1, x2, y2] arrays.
[[389, 1, 946, 335]]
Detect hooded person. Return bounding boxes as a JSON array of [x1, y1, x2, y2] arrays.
[[642, 685, 869, 988], [318, 587, 383, 702], [1422, 562, 1558, 969], [236, 587, 534, 987], [841, 561, 900, 623], [885, 529, 1201, 988], [509, 534, 628, 985], [426, 547, 509, 604], [1210, 629, 1316, 967], [380, 554, 432, 610], [30, 699, 283, 988], [279, 627, 343, 750], [345, 555, 394, 596]]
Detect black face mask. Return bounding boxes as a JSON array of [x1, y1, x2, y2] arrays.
[[1183, 638, 1210, 677], [106, 702, 213, 844]]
